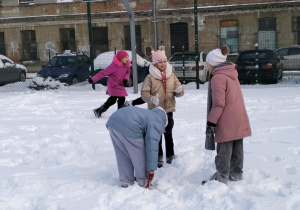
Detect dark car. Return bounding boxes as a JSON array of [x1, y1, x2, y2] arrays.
[[36, 50, 90, 85], [274, 45, 300, 70], [168, 51, 209, 84], [91, 51, 150, 87], [235, 49, 283, 84], [0, 54, 27, 85]]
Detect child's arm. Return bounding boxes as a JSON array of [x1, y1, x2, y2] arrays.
[[173, 75, 184, 97], [124, 66, 131, 82], [140, 75, 154, 104], [91, 64, 113, 83]]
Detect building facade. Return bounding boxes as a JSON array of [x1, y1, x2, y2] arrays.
[[0, 0, 300, 67]]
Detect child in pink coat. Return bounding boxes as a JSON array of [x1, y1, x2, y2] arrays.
[[205, 45, 251, 185], [89, 50, 131, 117]]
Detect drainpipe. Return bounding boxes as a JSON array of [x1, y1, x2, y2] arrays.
[[122, 0, 138, 94], [153, 0, 157, 50]]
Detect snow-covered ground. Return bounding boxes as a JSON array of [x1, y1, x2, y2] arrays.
[[0, 77, 300, 210]]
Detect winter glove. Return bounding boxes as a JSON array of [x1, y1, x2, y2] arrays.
[[151, 94, 159, 106], [175, 85, 184, 93], [144, 171, 154, 189], [123, 79, 128, 86], [88, 77, 94, 84]]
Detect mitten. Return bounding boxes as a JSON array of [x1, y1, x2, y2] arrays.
[[175, 85, 184, 93], [151, 94, 159, 106], [88, 77, 94, 84], [123, 79, 128, 86], [144, 171, 154, 189]]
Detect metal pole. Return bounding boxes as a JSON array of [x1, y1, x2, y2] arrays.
[[194, 0, 200, 89], [87, 2, 95, 90], [122, 0, 138, 94], [182, 46, 186, 85], [153, 0, 157, 50]]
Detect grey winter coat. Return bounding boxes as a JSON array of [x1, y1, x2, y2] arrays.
[[106, 106, 167, 171]]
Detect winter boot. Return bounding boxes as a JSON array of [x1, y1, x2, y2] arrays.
[[158, 155, 164, 168], [93, 105, 107, 118], [166, 155, 175, 164], [123, 100, 133, 107]]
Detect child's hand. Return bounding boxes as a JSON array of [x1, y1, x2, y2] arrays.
[[144, 171, 154, 189], [88, 77, 94, 84], [123, 79, 128, 86], [151, 94, 159, 106], [175, 85, 184, 93]]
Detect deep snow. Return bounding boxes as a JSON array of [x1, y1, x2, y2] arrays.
[[0, 79, 300, 210]]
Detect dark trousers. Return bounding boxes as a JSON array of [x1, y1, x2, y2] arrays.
[[103, 96, 125, 110], [215, 138, 244, 185], [132, 97, 145, 106], [158, 112, 174, 158]]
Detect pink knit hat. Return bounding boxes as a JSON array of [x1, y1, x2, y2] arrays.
[[152, 50, 167, 65], [116, 50, 129, 61]]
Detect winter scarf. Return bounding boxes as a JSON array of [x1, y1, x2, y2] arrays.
[[149, 63, 172, 93]]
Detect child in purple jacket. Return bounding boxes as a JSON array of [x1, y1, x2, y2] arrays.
[[89, 50, 131, 117]]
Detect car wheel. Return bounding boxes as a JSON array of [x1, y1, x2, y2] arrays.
[[19, 72, 26, 82], [72, 76, 78, 85], [270, 73, 279, 84]]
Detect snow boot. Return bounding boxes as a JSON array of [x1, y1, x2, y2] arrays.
[[158, 155, 164, 168], [93, 105, 107, 118], [123, 100, 133, 107], [166, 155, 175, 164]]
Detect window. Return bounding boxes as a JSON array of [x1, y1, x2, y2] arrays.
[[0, 1, 2, 7], [21, 30, 37, 60], [92, 27, 108, 58], [19, 0, 34, 4], [220, 21, 238, 53], [124, 25, 142, 56], [0, 32, 6, 56], [60, 28, 76, 52], [258, 18, 276, 50], [170, 23, 189, 55]]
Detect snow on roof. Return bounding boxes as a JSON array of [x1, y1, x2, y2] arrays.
[[93, 50, 151, 70]]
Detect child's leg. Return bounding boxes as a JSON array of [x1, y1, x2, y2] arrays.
[[108, 127, 135, 186], [215, 141, 233, 185], [229, 139, 244, 181], [132, 97, 145, 106], [117, 97, 125, 109], [125, 137, 147, 187], [158, 136, 164, 167], [103, 96, 117, 110], [165, 112, 175, 162]]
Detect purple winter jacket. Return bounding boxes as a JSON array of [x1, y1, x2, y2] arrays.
[[208, 63, 252, 143], [91, 56, 131, 96]]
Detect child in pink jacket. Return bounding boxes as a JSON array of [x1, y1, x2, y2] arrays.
[[89, 50, 131, 117], [205, 45, 252, 185]]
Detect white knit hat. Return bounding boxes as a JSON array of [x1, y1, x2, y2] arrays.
[[206, 49, 227, 66]]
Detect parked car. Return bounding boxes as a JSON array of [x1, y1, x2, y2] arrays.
[[91, 50, 150, 87], [235, 49, 283, 84], [168, 51, 209, 84], [274, 45, 300, 70], [0, 54, 27, 85], [35, 50, 91, 85]]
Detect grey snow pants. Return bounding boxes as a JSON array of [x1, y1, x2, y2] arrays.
[[215, 138, 244, 185], [108, 127, 147, 187]]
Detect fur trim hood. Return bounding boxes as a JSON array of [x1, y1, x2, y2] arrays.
[[113, 55, 131, 67]]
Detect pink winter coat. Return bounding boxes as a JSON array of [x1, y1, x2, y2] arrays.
[[208, 63, 252, 143], [91, 56, 131, 96]]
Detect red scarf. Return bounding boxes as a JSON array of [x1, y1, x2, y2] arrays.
[[160, 70, 167, 93]]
